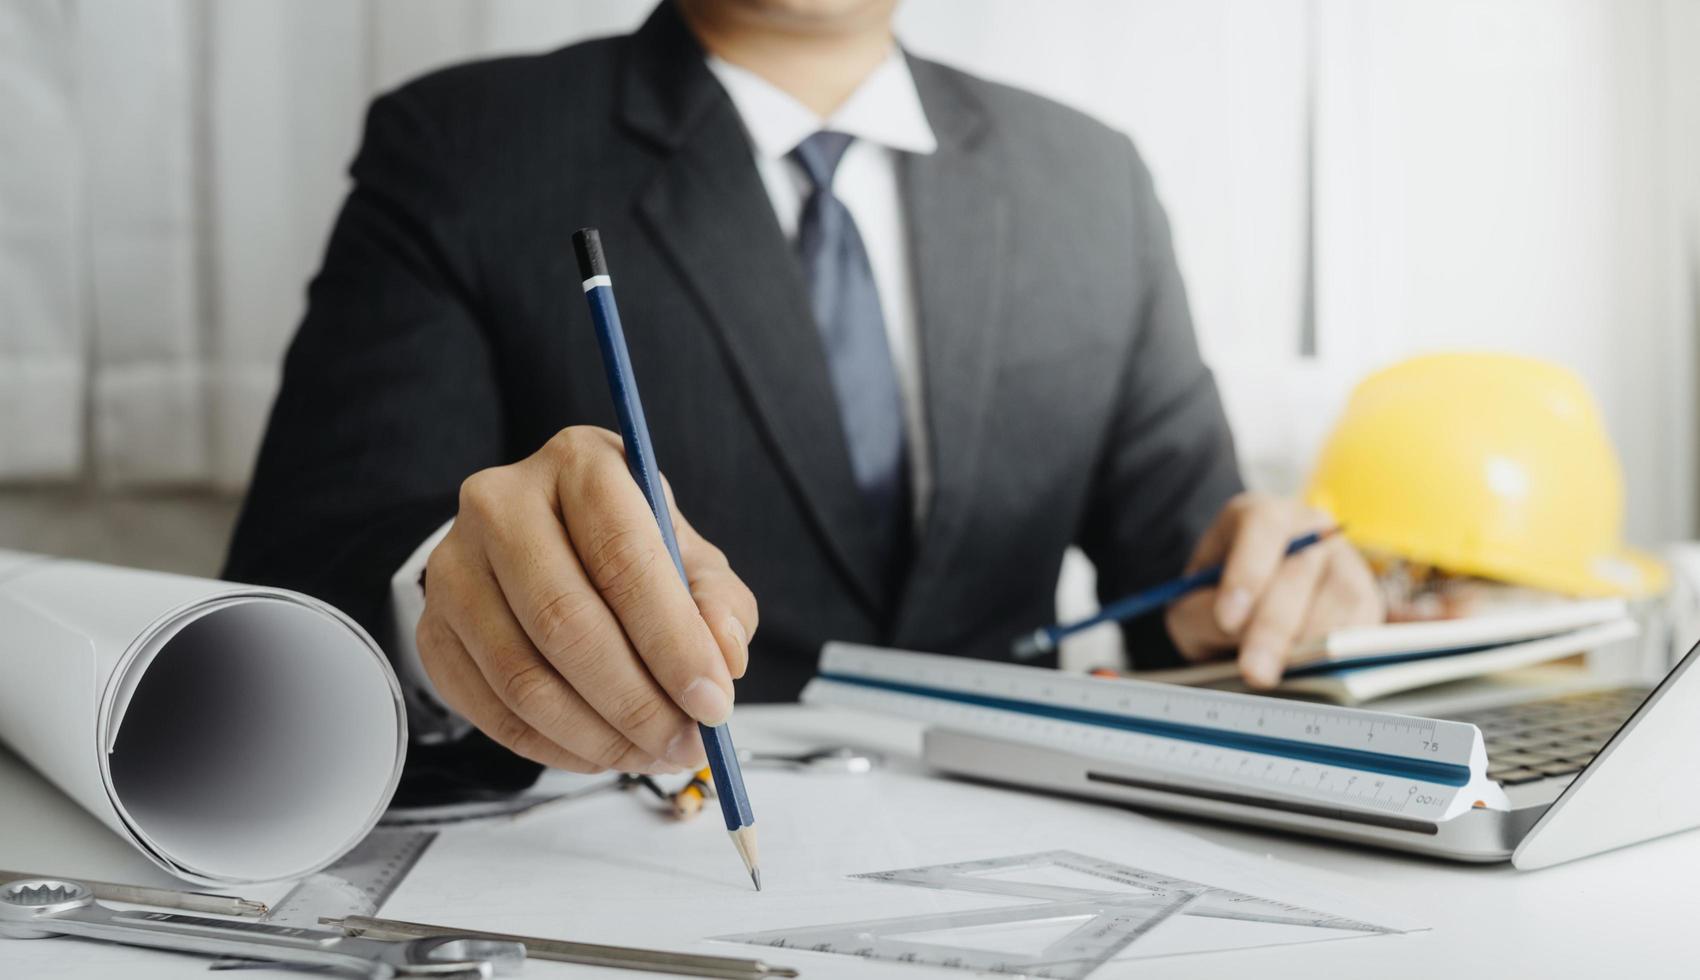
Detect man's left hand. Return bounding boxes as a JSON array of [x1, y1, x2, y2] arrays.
[[1164, 492, 1385, 687]]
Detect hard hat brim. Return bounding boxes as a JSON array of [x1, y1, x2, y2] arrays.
[[1345, 525, 1667, 598]]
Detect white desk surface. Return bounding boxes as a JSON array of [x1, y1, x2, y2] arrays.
[[2, 703, 1696, 979]]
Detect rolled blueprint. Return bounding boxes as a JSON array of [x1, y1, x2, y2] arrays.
[[0, 550, 405, 885]]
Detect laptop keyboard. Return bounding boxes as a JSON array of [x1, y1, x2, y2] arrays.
[[1443, 687, 1649, 785]]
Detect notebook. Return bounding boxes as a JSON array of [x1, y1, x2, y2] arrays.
[[1129, 599, 1636, 704]]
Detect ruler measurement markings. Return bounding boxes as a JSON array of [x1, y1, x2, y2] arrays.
[[841, 653, 1467, 760], [814, 669, 1482, 820], [829, 677, 1455, 816], [264, 830, 434, 928], [827, 676, 1472, 787]]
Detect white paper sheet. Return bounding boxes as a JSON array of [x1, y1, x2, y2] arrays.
[[0, 550, 406, 885], [379, 713, 1422, 977]]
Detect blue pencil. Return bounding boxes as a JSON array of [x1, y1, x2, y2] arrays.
[[1012, 527, 1342, 660], [572, 228, 760, 891]]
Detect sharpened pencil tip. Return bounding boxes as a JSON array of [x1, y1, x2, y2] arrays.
[[730, 825, 762, 892]]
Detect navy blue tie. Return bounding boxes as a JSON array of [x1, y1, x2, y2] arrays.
[[791, 131, 910, 582]]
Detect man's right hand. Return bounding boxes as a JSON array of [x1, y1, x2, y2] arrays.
[[416, 427, 759, 775]]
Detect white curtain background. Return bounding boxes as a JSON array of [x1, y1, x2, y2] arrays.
[[2, 0, 1696, 548]]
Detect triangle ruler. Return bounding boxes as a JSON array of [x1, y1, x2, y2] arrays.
[[717, 850, 1398, 979]]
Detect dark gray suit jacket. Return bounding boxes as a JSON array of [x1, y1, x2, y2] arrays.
[[225, 2, 1242, 795]]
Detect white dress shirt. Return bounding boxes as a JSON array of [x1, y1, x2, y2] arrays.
[[391, 49, 937, 741], [705, 49, 937, 524]]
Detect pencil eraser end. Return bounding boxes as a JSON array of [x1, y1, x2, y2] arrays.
[[572, 228, 608, 280], [1011, 632, 1049, 661]]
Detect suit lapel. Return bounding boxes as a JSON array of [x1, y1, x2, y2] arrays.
[[895, 58, 1010, 636], [616, 8, 1011, 626], [622, 5, 890, 613]]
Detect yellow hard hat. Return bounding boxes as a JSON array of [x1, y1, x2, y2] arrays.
[[1305, 352, 1665, 597]]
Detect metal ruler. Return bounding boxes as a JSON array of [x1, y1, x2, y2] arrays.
[[803, 644, 1508, 821], [263, 829, 436, 928], [717, 850, 1399, 979]]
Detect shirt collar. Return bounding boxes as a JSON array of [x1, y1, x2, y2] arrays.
[[705, 47, 938, 162]]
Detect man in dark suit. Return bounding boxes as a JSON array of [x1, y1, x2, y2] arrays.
[[226, 0, 1381, 794]]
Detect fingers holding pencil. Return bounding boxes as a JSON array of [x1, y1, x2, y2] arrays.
[[1015, 495, 1381, 690], [1166, 493, 1383, 687]]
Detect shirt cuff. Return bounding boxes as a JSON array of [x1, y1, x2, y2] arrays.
[[389, 519, 473, 744]]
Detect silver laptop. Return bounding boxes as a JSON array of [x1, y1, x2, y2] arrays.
[[922, 638, 1700, 869]]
